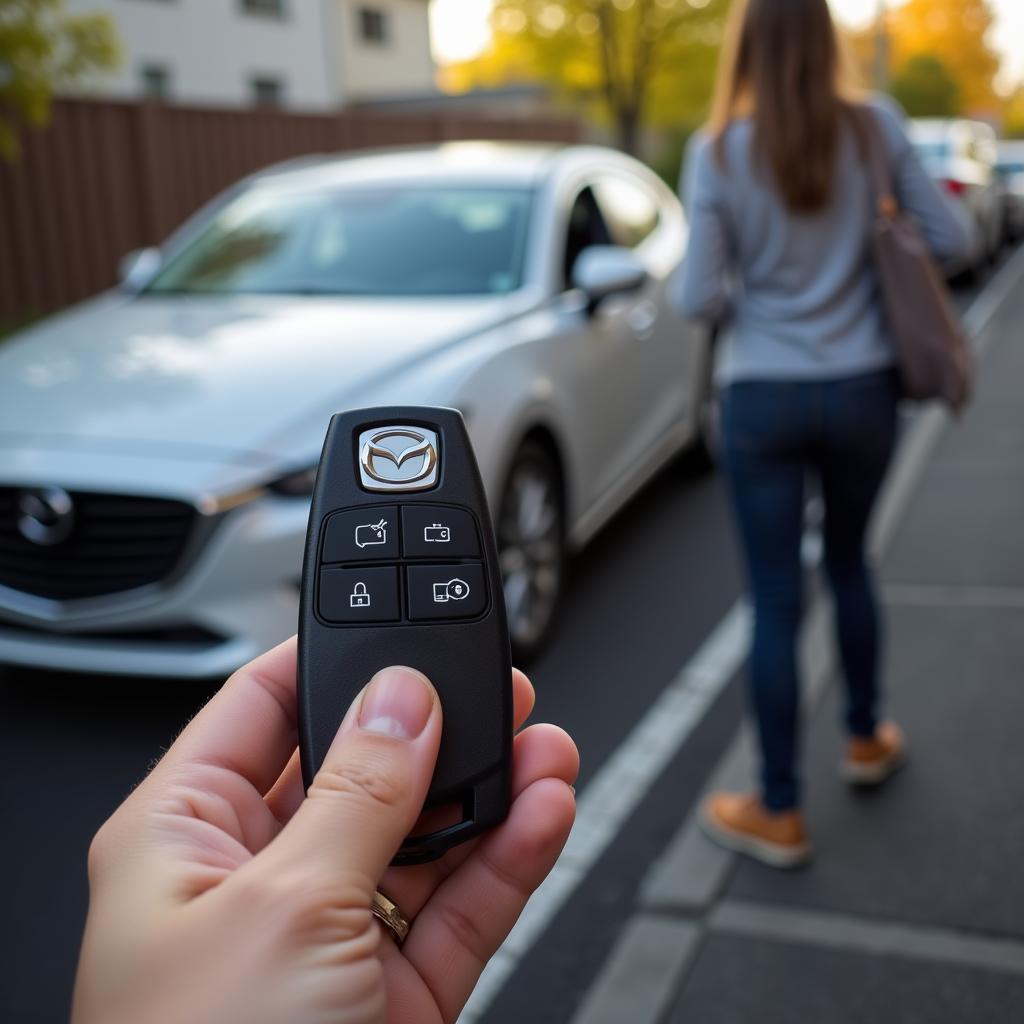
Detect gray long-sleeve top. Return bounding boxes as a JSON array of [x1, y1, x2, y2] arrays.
[[676, 99, 977, 384]]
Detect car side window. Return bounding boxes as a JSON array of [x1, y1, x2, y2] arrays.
[[562, 186, 612, 290], [593, 175, 661, 250]]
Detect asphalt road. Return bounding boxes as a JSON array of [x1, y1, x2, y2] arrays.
[[0, 252, 1009, 1024]]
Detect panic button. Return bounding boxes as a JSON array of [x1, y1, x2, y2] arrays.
[[407, 563, 487, 621], [402, 506, 480, 558]]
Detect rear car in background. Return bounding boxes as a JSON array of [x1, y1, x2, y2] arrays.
[[910, 118, 1004, 274], [0, 143, 712, 678], [997, 140, 1024, 244]]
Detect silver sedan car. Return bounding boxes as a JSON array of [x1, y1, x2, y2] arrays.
[[910, 118, 1003, 273], [0, 143, 712, 677]]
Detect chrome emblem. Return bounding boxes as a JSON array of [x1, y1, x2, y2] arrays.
[[358, 427, 440, 492], [17, 486, 75, 546]]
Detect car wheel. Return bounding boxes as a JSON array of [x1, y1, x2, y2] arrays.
[[497, 440, 565, 663], [683, 330, 719, 473], [988, 214, 1003, 264], [964, 243, 987, 287]]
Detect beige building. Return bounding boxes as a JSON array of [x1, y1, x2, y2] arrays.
[[63, 0, 435, 109]]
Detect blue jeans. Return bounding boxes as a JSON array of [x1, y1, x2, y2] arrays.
[[720, 369, 900, 812]]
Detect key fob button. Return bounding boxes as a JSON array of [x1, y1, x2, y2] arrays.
[[402, 505, 481, 559], [322, 506, 399, 563], [407, 563, 487, 621], [319, 566, 400, 623]]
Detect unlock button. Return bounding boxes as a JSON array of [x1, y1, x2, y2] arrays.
[[319, 566, 399, 623]]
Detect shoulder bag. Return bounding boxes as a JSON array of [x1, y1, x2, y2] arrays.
[[855, 105, 972, 411]]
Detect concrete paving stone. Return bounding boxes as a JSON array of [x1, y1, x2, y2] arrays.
[[727, 604, 1024, 940], [640, 596, 837, 916], [711, 901, 1024, 977], [666, 932, 1024, 1024], [881, 458, 1024, 588], [640, 728, 755, 914], [569, 915, 701, 1024], [884, 288, 1024, 590]]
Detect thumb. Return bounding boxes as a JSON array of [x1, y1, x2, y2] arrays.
[[259, 666, 442, 894]]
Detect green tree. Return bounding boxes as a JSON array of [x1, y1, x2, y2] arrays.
[[0, 0, 119, 159], [1005, 87, 1024, 139], [444, 0, 730, 157], [889, 54, 962, 117], [849, 0, 1001, 116]]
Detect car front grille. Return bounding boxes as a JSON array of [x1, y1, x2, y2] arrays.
[[0, 488, 198, 601], [0, 620, 224, 648]]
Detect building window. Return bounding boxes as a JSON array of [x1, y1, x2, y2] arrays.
[[140, 64, 171, 101], [358, 7, 390, 45], [241, 0, 285, 17], [251, 76, 285, 107]]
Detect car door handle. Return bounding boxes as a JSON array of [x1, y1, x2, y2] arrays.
[[628, 302, 659, 340]]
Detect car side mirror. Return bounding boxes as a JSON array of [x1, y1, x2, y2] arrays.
[[572, 245, 648, 314], [119, 248, 162, 292]]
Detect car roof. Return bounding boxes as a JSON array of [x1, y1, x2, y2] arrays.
[[910, 118, 996, 140], [909, 119, 956, 140], [247, 142, 641, 192]]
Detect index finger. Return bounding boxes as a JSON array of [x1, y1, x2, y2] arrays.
[[149, 636, 299, 795]]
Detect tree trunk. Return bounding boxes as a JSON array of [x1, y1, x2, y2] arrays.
[[616, 106, 640, 156]]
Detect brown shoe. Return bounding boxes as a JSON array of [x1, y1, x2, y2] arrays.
[[699, 792, 811, 868], [842, 721, 906, 786]]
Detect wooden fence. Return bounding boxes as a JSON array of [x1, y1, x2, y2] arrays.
[[0, 98, 580, 325]]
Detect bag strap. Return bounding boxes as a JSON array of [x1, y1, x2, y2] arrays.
[[852, 104, 899, 219]]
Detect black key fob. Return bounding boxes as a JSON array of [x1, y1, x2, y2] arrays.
[[298, 407, 513, 865]]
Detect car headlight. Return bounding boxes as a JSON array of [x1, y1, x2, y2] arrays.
[[268, 465, 319, 497]]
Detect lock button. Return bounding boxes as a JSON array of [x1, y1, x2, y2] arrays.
[[319, 566, 400, 623]]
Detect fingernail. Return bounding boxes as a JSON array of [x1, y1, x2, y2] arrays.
[[358, 667, 434, 740]]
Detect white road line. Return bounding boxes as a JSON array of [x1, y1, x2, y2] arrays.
[[457, 249, 1024, 1023], [459, 602, 752, 1021]]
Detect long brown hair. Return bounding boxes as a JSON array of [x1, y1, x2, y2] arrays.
[[710, 0, 857, 214]]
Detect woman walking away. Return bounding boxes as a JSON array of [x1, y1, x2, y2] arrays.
[[678, 0, 975, 868]]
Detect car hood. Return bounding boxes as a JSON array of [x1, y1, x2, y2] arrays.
[[0, 292, 519, 469]]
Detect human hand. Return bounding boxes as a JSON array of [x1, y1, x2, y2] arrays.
[[72, 638, 578, 1024]]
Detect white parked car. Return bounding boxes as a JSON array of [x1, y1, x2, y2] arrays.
[[909, 118, 1003, 274], [0, 143, 712, 677]]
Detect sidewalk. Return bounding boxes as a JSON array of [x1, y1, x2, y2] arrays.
[[569, 253, 1024, 1024]]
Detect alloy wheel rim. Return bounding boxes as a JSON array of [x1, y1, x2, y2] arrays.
[[498, 462, 562, 649]]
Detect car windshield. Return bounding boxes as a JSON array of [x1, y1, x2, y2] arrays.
[[913, 141, 950, 160], [146, 184, 534, 297]]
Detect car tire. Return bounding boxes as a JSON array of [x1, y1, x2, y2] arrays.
[[988, 215, 1003, 264], [683, 330, 719, 474], [964, 243, 987, 287], [496, 439, 565, 664]]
